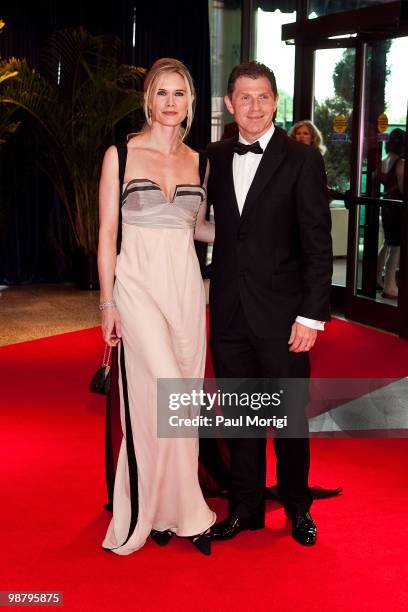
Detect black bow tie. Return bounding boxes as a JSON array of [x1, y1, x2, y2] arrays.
[[233, 141, 264, 155]]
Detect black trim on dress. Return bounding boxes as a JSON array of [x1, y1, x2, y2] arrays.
[[119, 342, 139, 546]]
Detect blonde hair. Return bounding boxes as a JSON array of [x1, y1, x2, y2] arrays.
[[143, 57, 196, 141], [288, 120, 327, 155]]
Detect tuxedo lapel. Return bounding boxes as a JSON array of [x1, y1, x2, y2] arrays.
[[222, 137, 241, 222], [240, 128, 287, 223]]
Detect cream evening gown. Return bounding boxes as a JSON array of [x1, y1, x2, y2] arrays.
[[102, 153, 215, 555]]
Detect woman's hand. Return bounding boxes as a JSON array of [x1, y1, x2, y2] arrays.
[[101, 307, 122, 347]]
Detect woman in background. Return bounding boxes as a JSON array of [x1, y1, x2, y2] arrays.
[[98, 58, 215, 556], [289, 120, 327, 155], [376, 128, 405, 299]]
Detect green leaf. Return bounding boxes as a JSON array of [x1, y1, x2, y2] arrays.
[[0, 30, 146, 253]]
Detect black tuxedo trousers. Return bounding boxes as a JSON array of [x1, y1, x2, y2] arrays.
[[209, 301, 312, 518], [206, 127, 332, 519]]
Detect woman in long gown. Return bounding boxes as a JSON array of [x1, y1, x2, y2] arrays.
[[98, 58, 216, 556]]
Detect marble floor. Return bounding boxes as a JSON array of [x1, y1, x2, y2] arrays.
[[310, 377, 408, 434]]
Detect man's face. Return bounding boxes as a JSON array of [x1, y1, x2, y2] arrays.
[[224, 76, 278, 143]]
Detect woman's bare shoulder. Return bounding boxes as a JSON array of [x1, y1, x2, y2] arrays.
[[181, 142, 200, 163], [127, 133, 146, 149]]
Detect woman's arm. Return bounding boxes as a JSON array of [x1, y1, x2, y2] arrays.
[[194, 199, 215, 243], [194, 160, 215, 243], [97, 145, 122, 347]]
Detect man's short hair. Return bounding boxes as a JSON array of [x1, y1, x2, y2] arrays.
[[227, 61, 278, 98]]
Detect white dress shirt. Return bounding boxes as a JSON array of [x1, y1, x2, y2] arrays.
[[232, 123, 324, 331]]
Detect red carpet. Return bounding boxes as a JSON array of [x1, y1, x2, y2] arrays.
[[1, 319, 408, 610]]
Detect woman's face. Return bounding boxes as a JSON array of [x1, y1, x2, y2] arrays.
[[148, 71, 189, 128], [295, 125, 313, 146]]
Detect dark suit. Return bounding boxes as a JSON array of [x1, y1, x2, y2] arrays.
[[206, 126, 332, 519]]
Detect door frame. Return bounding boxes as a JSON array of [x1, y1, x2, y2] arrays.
[[282, 3, 408, 336]]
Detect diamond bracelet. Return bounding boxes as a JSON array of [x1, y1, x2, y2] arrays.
[[99, 300, 116, 311]]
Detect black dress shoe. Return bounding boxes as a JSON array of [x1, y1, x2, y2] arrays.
[[190, 532, 211, 556], [211, 513, 264, 541], [150, 529, 174, 546], [289, 512, 317, 546]]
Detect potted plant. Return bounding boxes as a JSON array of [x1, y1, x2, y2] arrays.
[[0, 27, 145, 287], [0, 21, 20, 144]]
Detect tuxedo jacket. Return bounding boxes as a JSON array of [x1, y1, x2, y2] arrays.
[[206, 126, 333, 339]]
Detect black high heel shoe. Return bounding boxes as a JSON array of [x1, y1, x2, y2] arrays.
[[150, 529, 174, 546], [189, 531, 211, 556]]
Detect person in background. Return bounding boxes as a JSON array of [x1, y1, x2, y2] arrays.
[[289, 120, 327, 156], [377, 128, 405, 299]]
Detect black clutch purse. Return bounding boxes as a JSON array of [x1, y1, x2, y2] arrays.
[[89, 344, 112, 395]]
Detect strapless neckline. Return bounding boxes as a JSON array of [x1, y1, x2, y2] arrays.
[[123, 178, 205, 204]]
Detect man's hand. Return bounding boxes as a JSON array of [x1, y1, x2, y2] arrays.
[[288, 322, 317, 353]]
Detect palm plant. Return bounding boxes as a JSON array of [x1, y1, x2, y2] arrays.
[[0, 27, 145, 254], [0, 85, 20, 144], [0, 20, 20, 143]]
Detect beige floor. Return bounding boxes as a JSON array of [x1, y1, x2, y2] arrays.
[[0, 281, 211, 347], [1, 278, 396, 347], [0, 284, 101, 346]]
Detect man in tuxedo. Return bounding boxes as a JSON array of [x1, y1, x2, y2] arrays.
[[207, 61, 332, 546]]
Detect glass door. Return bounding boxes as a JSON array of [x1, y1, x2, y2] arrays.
[[346, 35, 408, 333], [282, 5, 408, 336], [312, 45, 356, 288]]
